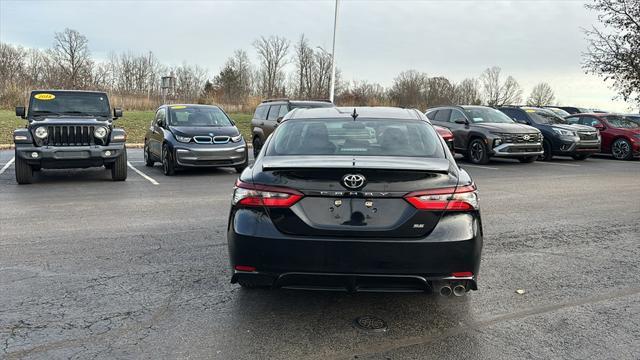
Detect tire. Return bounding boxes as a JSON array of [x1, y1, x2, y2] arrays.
[[144, 141, 154, 167], [467, 138, 490, 164], [571, 154, 589, 160], [252, 137, 262, 158], [110, 149, 127, 181], [540, 140, 553, 161], [519, 156, 537, 163], [162, 144, 175, 176], [611, 138, 633, 160], [15, 155, 33, 184]]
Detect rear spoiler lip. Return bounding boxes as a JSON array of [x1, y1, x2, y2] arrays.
[[261, 156, 452, 173]]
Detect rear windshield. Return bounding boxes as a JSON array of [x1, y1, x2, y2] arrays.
[[168, 106, 233, 127], [605, 115, 640, 128], [462, 107, 514, 123], [527, 109, 567, 124], [29, 92, 110, 117], [266, 118, 445, 158]]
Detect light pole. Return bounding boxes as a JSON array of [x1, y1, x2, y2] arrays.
[[329, 0, 339, 103]]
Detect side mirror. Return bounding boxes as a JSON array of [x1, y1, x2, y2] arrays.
[[593, 123, 605, 130], [454, 119, 468, 125], [16, 106, 26, 119], [157, 119, 164, 127], [113, 107, 123, 119], [276, 116, 284, 123]]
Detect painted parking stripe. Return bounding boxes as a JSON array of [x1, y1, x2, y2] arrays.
[[534, 161, 581, 167], [127, 162, 159, 185], [0, 157, 15, 175], [459, 164, 499, 170]]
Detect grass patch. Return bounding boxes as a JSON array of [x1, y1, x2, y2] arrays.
[[0, 110, 253, 145]]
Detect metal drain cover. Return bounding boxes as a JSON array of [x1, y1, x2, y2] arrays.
[[353, 315, 388, 332]]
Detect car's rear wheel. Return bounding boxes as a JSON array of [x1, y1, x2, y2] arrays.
[[540, 140, 553, 161], [571, 154, 589, 160], [15, 155, 33, 184], [252, 137, 262, 158], [110, 149, 127, 181], [162, 144, 175, 176], [611, 138, 632, 160], [519, 156, 537, 163], [144, 142, 154, 167], [468, 138, 489, 164]]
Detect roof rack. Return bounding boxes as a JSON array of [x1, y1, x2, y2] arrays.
[[261, 98, 334, 103], [262, 98, 290, 103]]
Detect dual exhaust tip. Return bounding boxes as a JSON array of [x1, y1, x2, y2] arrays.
[[437, 282, 467, 297]]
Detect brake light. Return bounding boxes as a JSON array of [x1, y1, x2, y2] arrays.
[[235, 265, 256, 272], [233, 180, 303, 208], [404, 184, 478, 211], [452, 271, 473, 277]]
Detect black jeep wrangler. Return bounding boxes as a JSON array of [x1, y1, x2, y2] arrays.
[[13, 90, 127, 184]]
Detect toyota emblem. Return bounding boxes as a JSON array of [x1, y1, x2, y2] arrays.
[[522, 135, 531, 141], [342, 174, 366, 189]]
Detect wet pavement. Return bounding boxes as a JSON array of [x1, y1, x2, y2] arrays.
[[1, 149, 639, 359]]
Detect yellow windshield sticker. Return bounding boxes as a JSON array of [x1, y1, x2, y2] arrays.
[[34, 93, 56, 100], [525, 109, 535, 113], [171, 105, 186, 109]]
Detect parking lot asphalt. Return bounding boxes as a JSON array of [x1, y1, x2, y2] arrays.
[[0, 149, 639, 359]]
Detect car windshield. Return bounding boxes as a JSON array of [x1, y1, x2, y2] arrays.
[[266, 118, 445, 158], [546, 108, 571, 117], [29, 92, 110, 117], [463, 107, 514, 123], [168, 106, 233, 127], [527, 109, 567, 124], [605, 115, 640, 129]]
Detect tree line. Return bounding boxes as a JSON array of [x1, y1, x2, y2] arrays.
[[1, 28, 561, 111]]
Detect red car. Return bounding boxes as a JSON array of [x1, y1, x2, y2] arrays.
[[434, 125, 454, 153], [566, 113, 640, 160]]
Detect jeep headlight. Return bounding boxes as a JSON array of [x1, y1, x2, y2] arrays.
[[94, 127, 108, 139], [34, 126, 48, 139], [552, 128, 576, 137], [231, 134, 243, 143], [175, 135, 191, 143]]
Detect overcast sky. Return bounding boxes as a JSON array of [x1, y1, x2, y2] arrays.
[[0, 0, 635, 111]]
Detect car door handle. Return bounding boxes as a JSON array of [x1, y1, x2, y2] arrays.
[[260, 122, 264, 126]]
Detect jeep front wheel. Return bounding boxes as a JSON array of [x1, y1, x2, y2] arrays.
[[110, 149, 127, 181], [15, 155, 33, 184]]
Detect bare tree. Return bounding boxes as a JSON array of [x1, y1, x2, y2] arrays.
[[338, 80, 387, 106], [454, 78, 482, 105], [49, 28, 93, 88], [293, 34, 314, 98], [425, 76, 456, 107], [389, 70, 428, 108], [583, 0, 640, 107], [253, 36, 290, 98], [0, 43, 26, 92], [480, 66, 523, 106], [527, 82, 556, 106]]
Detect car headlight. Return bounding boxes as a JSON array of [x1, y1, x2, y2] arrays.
[[231, 134, 243, 143], [94, 127, 108, 138], [494, 138, 502, 146], [34, 126, 48, 139], [552, 128, 576, 137], [175, 135, 191, 143]]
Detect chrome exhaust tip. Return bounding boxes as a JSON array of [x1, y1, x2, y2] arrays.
[[439, 284, 452, 297], [453, 283, 467, 297]]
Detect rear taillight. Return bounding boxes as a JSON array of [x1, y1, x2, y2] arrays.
[[404, 184, 478, 211], [233, 180, 303, 208]]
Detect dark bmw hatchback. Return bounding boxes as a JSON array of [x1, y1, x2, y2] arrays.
[[227, 107, 483, 296]]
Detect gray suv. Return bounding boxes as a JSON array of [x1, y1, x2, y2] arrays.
[[250, 99, 334, 157], [426, 105, 543, 164]]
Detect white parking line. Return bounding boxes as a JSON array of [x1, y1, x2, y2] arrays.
[[459, 164, 499, 170], [127, 162, 159, 185], [534, 161, 581, 167], [0, 157, 15, 175]]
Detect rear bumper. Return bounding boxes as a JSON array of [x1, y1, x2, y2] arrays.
[[175, 143, 247, 167], [227, 209, 483, 292], [14, 143, 125, 168]]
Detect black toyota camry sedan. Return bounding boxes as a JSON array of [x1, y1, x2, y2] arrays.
[[143, 104, 248, 175], [227, 107, 482, 296]]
